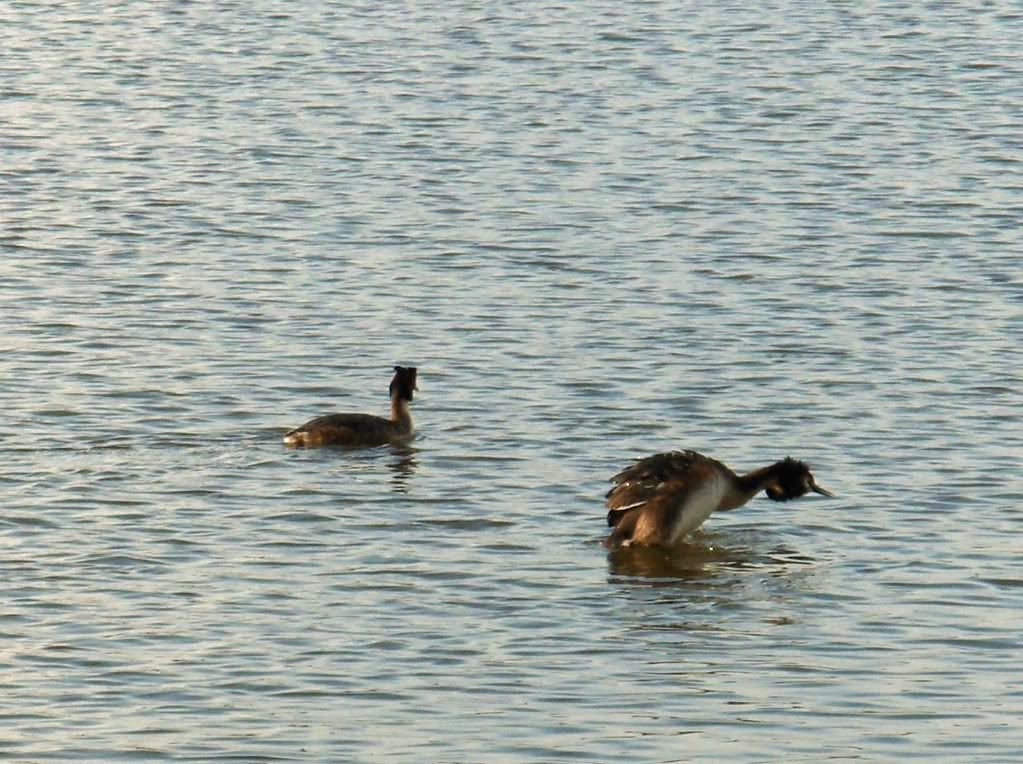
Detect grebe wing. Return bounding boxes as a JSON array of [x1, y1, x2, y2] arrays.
[[606, 451, 717, 507], [605, 451, 726, 527]]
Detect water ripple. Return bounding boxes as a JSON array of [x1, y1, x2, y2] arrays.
[[2, 0, 1021, 760]]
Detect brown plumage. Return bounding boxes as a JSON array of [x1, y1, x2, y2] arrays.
[[605, 450, 834, 548], [283, 366, 418, 448]]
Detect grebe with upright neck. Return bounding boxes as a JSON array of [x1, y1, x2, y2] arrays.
[[605, 450, 833, 548], [283, 366, 418, 448]]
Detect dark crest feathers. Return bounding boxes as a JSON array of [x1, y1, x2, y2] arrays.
[[389, 366, 417, 401], [764, 456, 813, 501]]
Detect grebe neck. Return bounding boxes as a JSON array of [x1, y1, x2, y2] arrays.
[[733, 463, 787, 498], [390, 395, 413, 431], [715, 464, 779, 511]]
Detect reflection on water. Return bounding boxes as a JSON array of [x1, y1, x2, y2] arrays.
[[388, 444, 419, 493], [607, 536, 753, 582], [606, 533, 825, 646], [607, 534, 816, 583]]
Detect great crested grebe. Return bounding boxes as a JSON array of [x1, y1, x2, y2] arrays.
[[605, 450, 833, 548], [283, 366, 418, 448]]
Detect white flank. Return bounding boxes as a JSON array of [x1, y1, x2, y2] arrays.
[[666, 473, 728, 545]]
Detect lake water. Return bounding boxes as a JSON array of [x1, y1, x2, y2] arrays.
[[2, 1, 1021, 760]]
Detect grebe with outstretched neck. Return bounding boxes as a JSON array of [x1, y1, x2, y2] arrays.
[[283, 366, 418, 448], [605, 450, 833, 548]]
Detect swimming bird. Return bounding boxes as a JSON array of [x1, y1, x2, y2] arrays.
[[283, 366, 418, 448], [605, 450, 833, 548]]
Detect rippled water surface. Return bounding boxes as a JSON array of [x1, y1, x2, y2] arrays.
[[3, 2, 1022, 760]]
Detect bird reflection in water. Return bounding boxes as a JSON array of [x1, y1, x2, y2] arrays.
[[388, 444, 418, 493], [606, 533, 816, 584], [607, 534, 756, 582]]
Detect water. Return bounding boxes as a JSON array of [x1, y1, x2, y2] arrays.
[[2, 1, 1021, 759]]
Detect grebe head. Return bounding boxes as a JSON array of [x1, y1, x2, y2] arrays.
[[764, 457, 834, 502], [389, 366, 418, 401]]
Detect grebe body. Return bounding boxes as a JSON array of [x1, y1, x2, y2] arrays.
[[283, 366, 418, 448], [605, 450, 833, 548]]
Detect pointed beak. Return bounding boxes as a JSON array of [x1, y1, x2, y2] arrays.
[[810, 481, 835, 498]]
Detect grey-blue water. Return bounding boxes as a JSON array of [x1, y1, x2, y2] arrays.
[[3, 2, 1021, 760]]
